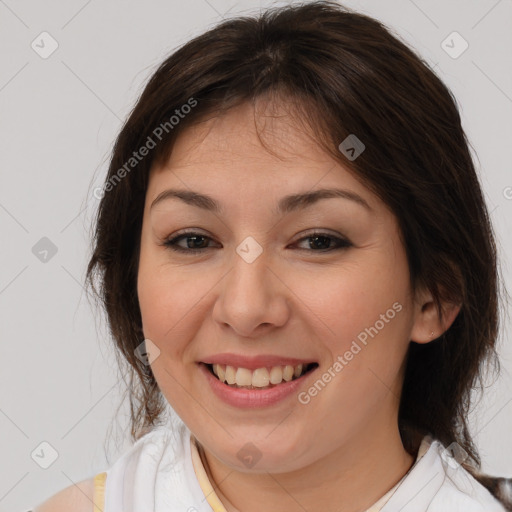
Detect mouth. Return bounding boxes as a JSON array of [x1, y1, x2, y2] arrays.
[[203, 362, 319, 390]]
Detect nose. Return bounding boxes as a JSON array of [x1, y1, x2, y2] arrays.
[[211, 242, 290, 338]]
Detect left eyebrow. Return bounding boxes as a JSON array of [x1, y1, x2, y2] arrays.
[[277, 188, 372, 214], [150, 187, 372, 214]]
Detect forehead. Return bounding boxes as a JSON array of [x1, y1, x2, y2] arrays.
[[158, 101, 326, 168], [147, 102, 375, 208]]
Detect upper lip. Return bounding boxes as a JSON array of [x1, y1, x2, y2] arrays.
[[200, 353, 317, 370]]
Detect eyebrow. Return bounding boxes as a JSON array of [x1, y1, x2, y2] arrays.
[[150, 187, 372, 214]]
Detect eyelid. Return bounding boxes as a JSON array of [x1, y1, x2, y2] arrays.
[[292, 228, 345, 241], [292, 231, 352, 251], [160, 230, 217, 253], [161, 229, 352, 254]]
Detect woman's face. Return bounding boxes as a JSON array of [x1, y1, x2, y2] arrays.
[[137, 101, 425, 473]]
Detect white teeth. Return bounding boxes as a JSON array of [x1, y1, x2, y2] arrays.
[[213, 364, 225, 382], [282, 365, 294, 382], [269, 366, 283, 384], [252, 368, 270, 388], [235, 367, 253, 386], [225, 365, 236, 385], [210, 363, 311, 387]]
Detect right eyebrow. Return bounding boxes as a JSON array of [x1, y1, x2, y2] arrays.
[[151, 189, 221, 213]]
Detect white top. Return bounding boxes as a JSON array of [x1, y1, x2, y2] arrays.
[[102, 422, 506, 512]]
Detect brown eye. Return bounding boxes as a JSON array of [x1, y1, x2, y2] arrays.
[[163, 232, 218, 253], [294, 232, 352, 252]]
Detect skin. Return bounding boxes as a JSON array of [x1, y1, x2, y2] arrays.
[[137, 99, 460, 512]]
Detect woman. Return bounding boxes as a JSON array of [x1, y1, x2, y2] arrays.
[[33, 1, 511, 511]]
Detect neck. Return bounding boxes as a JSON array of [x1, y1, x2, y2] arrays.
[[199, 418, 415, 512]]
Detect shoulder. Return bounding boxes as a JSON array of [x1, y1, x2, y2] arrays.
[[31, 425, 194, 512], [108, 424, 185, 471], [429, 440, 508, 511], [391, 437, 508, 511], [32, 477, 95, 512]]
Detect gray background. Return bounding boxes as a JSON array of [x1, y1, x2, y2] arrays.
[[1, 1, 511, 510]]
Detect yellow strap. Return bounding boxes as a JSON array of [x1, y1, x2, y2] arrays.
[[93, 472, 107, 512], [92, 437, 230, 512], [190, 436, 228, 512]]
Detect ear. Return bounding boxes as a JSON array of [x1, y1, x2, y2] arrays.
[[409, 285, 461, 343]]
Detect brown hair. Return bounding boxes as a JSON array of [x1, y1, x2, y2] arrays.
[[86, 0, 508, 500]]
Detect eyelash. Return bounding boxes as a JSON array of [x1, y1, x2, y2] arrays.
[[162, 231, 352, 254]]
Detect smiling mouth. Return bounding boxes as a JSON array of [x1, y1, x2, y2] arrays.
[[205, 362, 319, 389]]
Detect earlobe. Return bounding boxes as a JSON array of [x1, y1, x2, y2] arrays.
[[410, 287, 461, 344]]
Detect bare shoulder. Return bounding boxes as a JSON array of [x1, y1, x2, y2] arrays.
[[33, 477, 96, 512]]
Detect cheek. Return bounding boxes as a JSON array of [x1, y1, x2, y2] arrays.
[[296, 245, 413, 397], [137, 245, 189, 354], [138, 271, 190, 352], [301, 263, 410, 349], [137, 252, 220, 364]]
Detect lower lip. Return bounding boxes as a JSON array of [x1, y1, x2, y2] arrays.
[[198, 363, 316, 408]]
